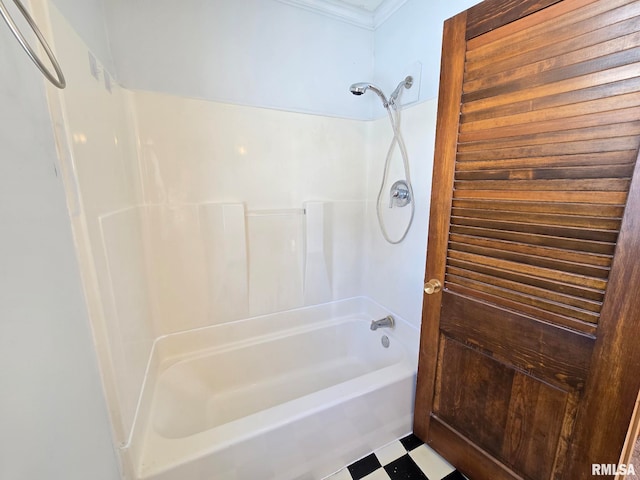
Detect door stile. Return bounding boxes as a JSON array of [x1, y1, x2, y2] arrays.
[[413, 10, 467, 441], [566, 149, 640, 479]]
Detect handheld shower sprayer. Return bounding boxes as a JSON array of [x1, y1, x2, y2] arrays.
[[348, 76, 415, 244], [349, 76, 413, 109], [349, 82, 390, 107]]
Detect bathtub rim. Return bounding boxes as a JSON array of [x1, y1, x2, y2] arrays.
[[122, 296, 420, 477], [138, 362, 415, 478], [152, 315, 408, 440]]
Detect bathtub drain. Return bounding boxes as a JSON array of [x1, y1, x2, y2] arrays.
[[381, 335, 390, 348]]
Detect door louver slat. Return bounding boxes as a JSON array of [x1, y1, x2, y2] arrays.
[[445, 0, 640, 333]]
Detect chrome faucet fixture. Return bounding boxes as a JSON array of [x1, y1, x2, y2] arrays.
[[349, 75, 415, 244], [389, 180, 411, 208], [370, 315, 395, 330]]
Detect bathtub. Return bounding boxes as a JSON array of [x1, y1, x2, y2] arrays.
[[125, 298, 418, 480]]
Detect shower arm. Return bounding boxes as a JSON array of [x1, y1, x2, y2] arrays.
[[389, 76, 413, 108]]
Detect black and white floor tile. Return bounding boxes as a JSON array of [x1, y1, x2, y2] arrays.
[[324, 433, 467, 480]]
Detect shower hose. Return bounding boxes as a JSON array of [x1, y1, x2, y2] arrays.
[[377, 102, 415, 244]]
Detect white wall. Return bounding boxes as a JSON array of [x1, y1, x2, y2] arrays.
[[0, 8, 119, 480], [373, 0, 481, 116], [49, 0, 114, 72], [361, 0, 482, 324], [104, 0, 374, 119], [41, 0, 482, 120]]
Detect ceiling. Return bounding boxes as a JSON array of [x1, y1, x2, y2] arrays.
[[275, 0, 407, 29], [336, 0, 388, 12]]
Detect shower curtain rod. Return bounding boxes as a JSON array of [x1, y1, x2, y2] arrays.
[[0, 0, 66, 88]]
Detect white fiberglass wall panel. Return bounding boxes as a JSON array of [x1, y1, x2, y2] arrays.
[[43, 2, 153, 442], [131, 91, 368, 334], [363, 100, 438, 327]]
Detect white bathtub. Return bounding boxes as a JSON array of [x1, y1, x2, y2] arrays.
[[125, 298, 418, 480]]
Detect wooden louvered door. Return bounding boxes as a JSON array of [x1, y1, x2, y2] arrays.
[[413, 1, 640, 479]]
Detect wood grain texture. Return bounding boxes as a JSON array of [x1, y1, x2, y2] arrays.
[[445, 283, 598, 335], [444, 266, 603, 307], [448, 242, 610, 278], [466, 0, 635, 57], [417, 0, 640, 478], [453, 189, 628, 204], [465, 46, 640, 96], [458, 125, 640, 153], [447, 250, 608, 289], [436, 338, 516, 451], [465, 0, 564, 40], [449, 223, 617, 255], [413, 11, 467, 440], [429, 416, 527, 480], [446, 272, 601, 321], [565, 150, 640, 479], [461, 94, 640, 132], [465, 19, 640, 81], [450, 0, 640, 332], [462, 78, 640, 123], [440, 292, 594, 389], [501, 372, 567, 479], [448, 232, 614, 266], [450, 215, 619, 242], [460, 106, 640, 144], [450, 199, 625, 217], [451, 207, 622, 230]]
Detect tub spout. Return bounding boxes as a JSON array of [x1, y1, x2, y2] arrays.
[[370, 315, 395, 330]]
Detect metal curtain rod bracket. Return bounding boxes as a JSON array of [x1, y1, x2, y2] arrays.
[[0, 0, 66, 88]]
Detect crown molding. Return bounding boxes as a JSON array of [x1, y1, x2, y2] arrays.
[[275, 0, 407, 30], [373, 0, 407, 27]]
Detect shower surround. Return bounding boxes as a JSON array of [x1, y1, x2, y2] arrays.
[[127, 91, 369, 332], [35, 0, 438, 477]]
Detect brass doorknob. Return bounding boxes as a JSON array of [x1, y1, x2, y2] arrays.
[[424, 279, 442, 295]]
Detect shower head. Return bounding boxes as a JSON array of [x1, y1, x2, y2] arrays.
[[349, 82, 389, 107], [349, 83, 369, 96]]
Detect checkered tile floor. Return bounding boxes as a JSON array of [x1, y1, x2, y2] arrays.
[[324, 434, 467, 480]]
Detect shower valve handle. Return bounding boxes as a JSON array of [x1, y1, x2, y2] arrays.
[[389, 189, 407, 207], [389, 180, 411, 208]]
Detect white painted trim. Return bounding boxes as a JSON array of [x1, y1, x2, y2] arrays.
[[274, 0, 407, 30], [374, 0, 407, 27], [275, 0, 374, 29]]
